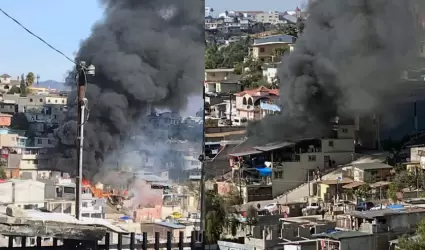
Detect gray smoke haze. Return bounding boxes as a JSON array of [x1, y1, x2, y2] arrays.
[[52, 0, 204, 179], [249, 0, 424, 144]]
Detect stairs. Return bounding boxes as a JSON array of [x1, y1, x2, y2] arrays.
[[276, 167, 343, 203]]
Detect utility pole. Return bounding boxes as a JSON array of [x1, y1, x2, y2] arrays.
[[75, 61, 95, 220], [199, 83, 206, 233], [229, 93, 233, 125]]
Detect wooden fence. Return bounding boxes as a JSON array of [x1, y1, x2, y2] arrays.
[[1, 231, 205, 250]]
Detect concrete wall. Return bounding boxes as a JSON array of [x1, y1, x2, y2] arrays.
[[205, 70, 236, 82], [321, 139, 354, 153], [341, 236, 374, 250], [0, 180, 44, 207], [217, 241, 255, 250]]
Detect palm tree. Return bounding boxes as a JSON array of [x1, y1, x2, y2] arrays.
[[25, 72, 35, 87]]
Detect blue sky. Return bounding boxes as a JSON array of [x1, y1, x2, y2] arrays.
[[0, 0, 103, 81], [0, 0, 305, 82], [205, 0, 306, 15]]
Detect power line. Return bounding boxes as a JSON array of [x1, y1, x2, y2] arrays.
[[0, 7, 76, 65]]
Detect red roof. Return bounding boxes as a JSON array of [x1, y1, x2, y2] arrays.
[[235, 86, 279, 97]]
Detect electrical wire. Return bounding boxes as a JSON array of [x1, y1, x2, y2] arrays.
[[0, 7, 77, 65], [0, 6, 91, 125]]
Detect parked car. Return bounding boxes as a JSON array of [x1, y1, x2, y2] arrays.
[[356, 201, 375, 211], [302, 202, 320, 215], [170, 212, 183, 219]]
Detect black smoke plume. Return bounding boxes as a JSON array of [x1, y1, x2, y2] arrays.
[[52, 0, 204, 179], [249, 0, 424, 144]]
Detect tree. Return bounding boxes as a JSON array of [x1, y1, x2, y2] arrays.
[[205, 190, 228, 243], [397, 218, 425, 249], [205, 38, 251, 69], [205, 188, 245, 243], [7, 86, 21, 94], [26, 72, 35, 87], [0, 166, 6, 179], [277, 24, 299, 37], [10, 113, 29, 130], [245, 206, 258, 234], [354, 184, 371, 200]]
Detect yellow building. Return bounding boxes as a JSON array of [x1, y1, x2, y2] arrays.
[[250, 34, 295, 62]]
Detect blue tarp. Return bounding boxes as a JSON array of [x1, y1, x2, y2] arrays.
[[256, 167, 272, 176], [260, 102, 281, 112], [119, 215, 132, 220], [387, 204, 404, 209]]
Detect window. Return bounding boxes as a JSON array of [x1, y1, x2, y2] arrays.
[[82, 202, 88, 207], [91, 213, 102, 218], [39, 98, 43, 102], [260, 47, 265, 53], [37, 139, 42, 144], [24, 204, 38, 209], [63, 186, 75, 194], [55, 100, 58, 103], [62, 100, 65, 104], [82, 213, 90, 218], [29, 98, 33, 102], [47, 139, 52, 144], [48, 99, 51, 103], [33, 159, 38, 164], [328, 140, 334, 147], [308, 155, 316, 162], [274, 170, 283, 179], [342, 128, 348, 133]]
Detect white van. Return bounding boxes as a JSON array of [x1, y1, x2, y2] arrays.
[[232, 117, 248, 126]]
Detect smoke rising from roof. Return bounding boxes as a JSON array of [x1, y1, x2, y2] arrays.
[[52, 0, 204, 178], [248, 0, 424, 143]]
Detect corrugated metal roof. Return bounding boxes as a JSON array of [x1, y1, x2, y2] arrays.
[[314, 231, 371, 240], [350, 162, 393, 170], [155, 221, 185, 229], [253, 34, 295, 45], [253, 141, 295, 151], [229, 150, 261, 157]]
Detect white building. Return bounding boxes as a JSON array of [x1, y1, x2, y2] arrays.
[[253, 11, 283, 24], [4, 147, 50, 179], [262, 67, 278, 84], [230, 122, 356, 199], [0, 179, 45, 208], [270, 123, 355, 196]]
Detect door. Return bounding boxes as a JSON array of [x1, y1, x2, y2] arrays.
[[324, 155, 330, 168]]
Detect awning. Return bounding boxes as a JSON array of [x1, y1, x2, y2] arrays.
[[342, 181, 364, 189], [253, 141, 295, 151], [256, 167, 272, 176], [229, 150, 261, 157]]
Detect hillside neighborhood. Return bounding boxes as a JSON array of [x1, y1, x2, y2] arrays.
[[202, 3, 425, 250], [0, 1, 425, 250]]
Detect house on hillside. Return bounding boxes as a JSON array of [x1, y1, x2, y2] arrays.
[[235, 86, 280, 120], [250, 34, 295, 62], [229, 119, 356, 199], [0, 74, 20, 92]]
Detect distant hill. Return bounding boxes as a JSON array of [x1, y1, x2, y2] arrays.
[[35, 80, 68, 91]]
